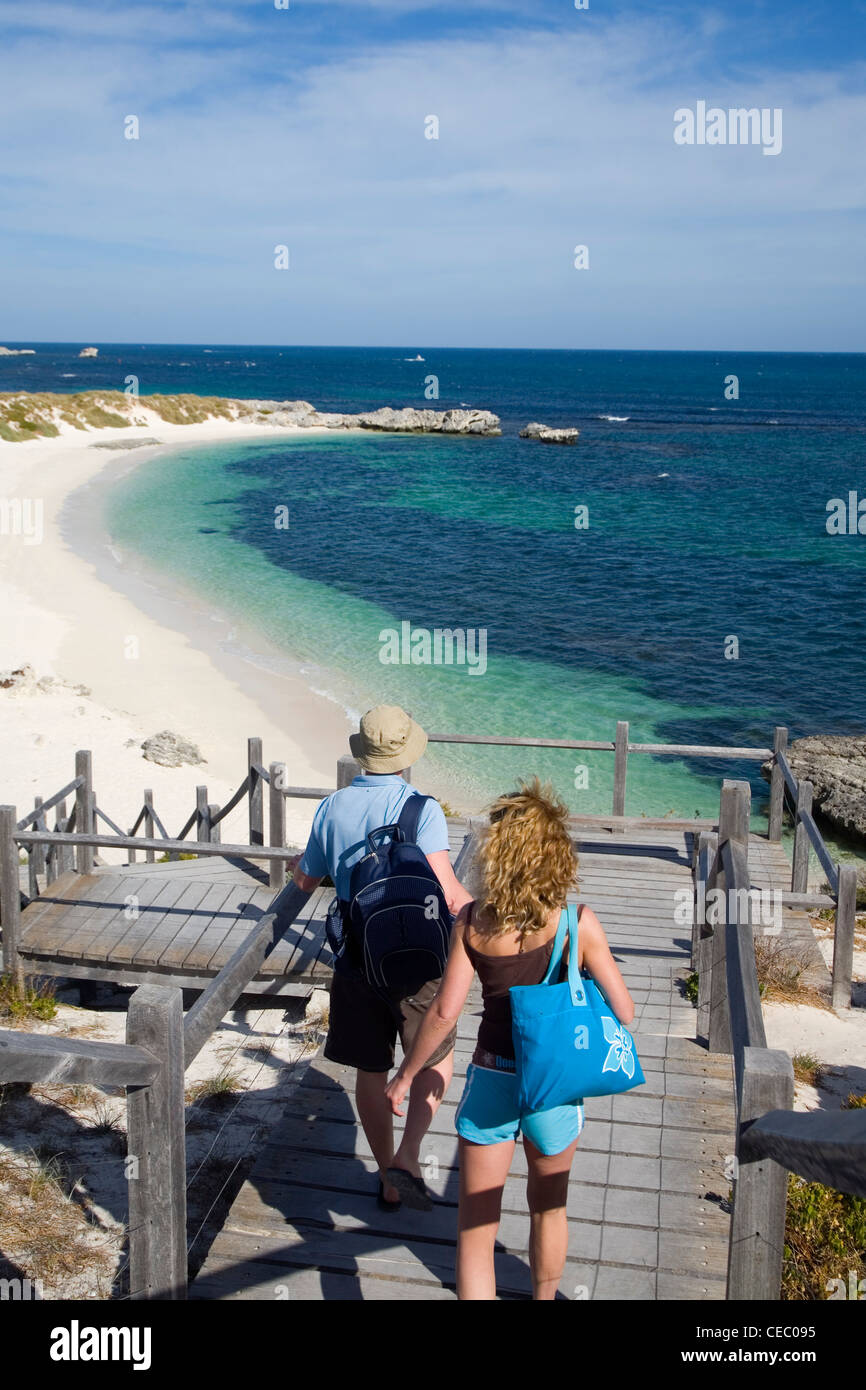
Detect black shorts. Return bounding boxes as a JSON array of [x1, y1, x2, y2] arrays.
[[324, 968, 457, 1074]]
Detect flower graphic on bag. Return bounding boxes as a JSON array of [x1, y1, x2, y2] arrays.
[[601, 1016, 635, 1078]]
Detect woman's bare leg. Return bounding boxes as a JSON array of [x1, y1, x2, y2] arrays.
[[524, 1134, 579, 1300], [456, 1135, 515, 1300]]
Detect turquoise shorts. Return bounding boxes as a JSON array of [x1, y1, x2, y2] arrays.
[[455, 1062, 585, 1156]]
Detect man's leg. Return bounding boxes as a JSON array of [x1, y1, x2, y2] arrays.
[[390, 977, 456, 1182], [355, 1068, 401, 1203], [391, 1049, 454, 1179]]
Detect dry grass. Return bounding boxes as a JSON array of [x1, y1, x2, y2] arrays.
[[0, 389, 262, 441], [0, 1148, 116, 1290], [791, 1052, 826, 1087], [186, 1067, 243, 1106], [753, 938, 830, 1008]]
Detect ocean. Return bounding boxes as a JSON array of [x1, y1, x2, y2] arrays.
[[6, 344, 866, 833]]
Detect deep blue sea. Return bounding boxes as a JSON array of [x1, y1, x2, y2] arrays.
[[5, 344, 865, 826]]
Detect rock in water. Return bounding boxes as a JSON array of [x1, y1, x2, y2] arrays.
[[141, 730, 206, 767], [762, 735, 866, 841], [519, 422, 579, 443], [355, 406, 501, 435]]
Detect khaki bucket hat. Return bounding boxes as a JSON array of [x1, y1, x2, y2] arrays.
[[349, 704, 428, 773]]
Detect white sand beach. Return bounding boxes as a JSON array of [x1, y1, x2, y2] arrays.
[[0, 411, 356, 854]]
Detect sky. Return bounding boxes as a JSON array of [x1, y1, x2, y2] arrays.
[[0, 0, 865, 350]]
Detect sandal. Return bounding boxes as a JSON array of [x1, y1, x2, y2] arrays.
[[385, 1166, 433, 1212]]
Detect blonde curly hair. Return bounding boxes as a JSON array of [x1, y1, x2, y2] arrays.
[[475, 777, 577, 937]]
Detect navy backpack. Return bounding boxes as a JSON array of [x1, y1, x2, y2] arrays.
[[344, 795, 452, 995]]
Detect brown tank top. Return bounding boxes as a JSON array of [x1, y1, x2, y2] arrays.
[[463, 901, 574, 1070]]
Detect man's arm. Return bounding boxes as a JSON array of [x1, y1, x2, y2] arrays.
[[425, 849, 472, 916]]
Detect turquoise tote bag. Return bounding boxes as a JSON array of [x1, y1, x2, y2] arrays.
[[510, 904, 644, 1111]]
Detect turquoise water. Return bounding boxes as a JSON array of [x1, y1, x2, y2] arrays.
[[98, 348, 866, 825]]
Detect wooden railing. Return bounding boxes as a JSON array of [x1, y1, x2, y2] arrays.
[[692, 780, 866, 1300], [0, 834, 313, 1299]]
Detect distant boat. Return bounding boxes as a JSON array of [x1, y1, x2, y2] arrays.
[[404, 354, 425, 361], [78, 346, 99, 358]]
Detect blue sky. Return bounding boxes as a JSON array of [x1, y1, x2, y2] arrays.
[[1, 0, 864, 350]]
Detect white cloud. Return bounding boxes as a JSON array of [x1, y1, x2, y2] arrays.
[[0, 11, 864, 346]]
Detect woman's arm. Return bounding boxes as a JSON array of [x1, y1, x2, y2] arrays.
[[579, 906, 635, 1026], [384, 913, 476, 1115]]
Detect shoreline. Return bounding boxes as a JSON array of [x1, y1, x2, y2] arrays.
[[0, 416, 361, 852]]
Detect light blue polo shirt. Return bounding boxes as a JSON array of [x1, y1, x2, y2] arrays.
[[298, 774, 449, 900]]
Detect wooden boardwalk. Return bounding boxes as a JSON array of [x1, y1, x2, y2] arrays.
[[191, 823, 819, 1302], [13, 855, 334, 996]]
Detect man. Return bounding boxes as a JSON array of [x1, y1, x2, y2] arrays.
[[289, 705, 471, 1210]]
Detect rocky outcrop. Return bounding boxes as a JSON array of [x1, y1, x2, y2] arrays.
[[355, 406, 500, 435], [520, 422, 579, 443], [78, 347, 99, 358], [0, 663, 90, 696], [763, 735, 866, 841], [0, 391, 501, 442], [141, 730, 206, 768], [0, 346, 36, 355], [259, 403, 501, 435]]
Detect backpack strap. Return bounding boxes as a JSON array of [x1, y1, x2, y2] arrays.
[[395, 793, 433, 845]]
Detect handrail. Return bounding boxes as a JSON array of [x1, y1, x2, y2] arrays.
[[15, 776, 84, 830], [94, 805, 127, 838], [0, 1028, 160, 1086], [175, 808, 198, 842], [775, 749, 799, 800], [740, 1108, 866, 1199], [250, 761, 270, 783], [427, 732, 772, 758], [15, 829, 296, 861], [208, 773, 250, 827]]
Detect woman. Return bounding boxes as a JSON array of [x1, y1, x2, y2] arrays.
[[385, 778, 634, 1300]]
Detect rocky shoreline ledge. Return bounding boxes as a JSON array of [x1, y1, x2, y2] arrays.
[[0, 390, 501, 442], [762, 735, 866, 843]]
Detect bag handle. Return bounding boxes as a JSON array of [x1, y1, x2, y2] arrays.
[[541, 907, 570, 984], [566, 902, 586, 1006], [541, 903, 586, 1006]]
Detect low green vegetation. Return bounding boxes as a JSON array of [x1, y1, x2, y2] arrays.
[[0, 973, 58, 1021], [783, 1174, 866, 1300], [683, 971, 699, 1004]]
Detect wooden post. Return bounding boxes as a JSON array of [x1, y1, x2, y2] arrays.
[[143, 790, 155, 864], [791, 780, 812, 894], [208, 805, 221, 845], [692, 831, 713, 967], [696, 831, 718, 1043], [727, 1048, 794, 1299], [0, 805, 24, 992], [269, 762, 287, 892], [53, 798, 70, 880], [708, 781, 751, 1054], [337, 754, 362, 789], [126, 985, 187, 1300], [31, 796, 46, 885], [768, 726, 787, 841], [28, 798, 43, 899], [74, 751, 94, 874], [612, 721, 628, 817], [248, 737, 263, 846], [832, 864, 857, 1012], [196, 786, 209, 847]]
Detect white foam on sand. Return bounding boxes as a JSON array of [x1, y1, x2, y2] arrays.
[[0, 414, 355, 855]]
